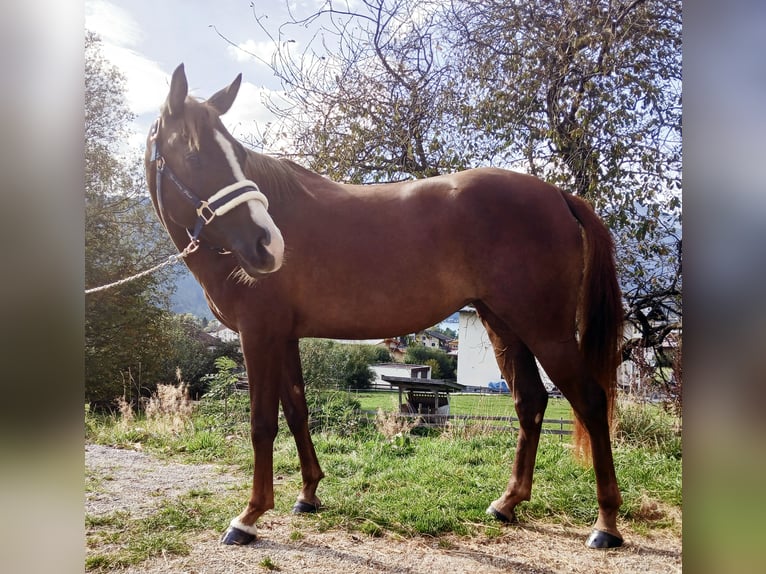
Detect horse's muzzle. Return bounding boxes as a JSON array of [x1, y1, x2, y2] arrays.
[[232, 229, 284, 278]]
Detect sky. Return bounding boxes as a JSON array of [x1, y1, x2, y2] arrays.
[[84, 0, 324, 152]]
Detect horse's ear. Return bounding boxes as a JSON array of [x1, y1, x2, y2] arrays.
[[207, 73, 242, 115], [167, 63, 188, 117]]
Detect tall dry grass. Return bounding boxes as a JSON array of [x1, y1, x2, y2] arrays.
[[374, 407, 420, 439], [115, 369, 194, 437], [143, 381, 193, 435]]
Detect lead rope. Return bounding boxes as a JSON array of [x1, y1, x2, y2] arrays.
[[84, 240, 199, 295]]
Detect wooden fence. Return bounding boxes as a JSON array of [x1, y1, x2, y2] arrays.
[[361, 410, 574, 437]]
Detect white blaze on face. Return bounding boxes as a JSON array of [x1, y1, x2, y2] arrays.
[[213, 130, 284, 268]]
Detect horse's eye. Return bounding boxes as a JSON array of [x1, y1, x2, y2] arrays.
[[185, 152, 201, 169]]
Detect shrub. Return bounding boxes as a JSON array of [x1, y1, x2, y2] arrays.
[[404, 344, 456, 379], [307, 390, 364, 436], [614, 400, 681, 458], [300, 338, 383, 391], [374, 407, 420, 439], [200, 357, 239, 400]]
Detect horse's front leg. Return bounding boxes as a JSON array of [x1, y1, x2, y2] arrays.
[[221, 333, 282, 545], [280, 340, 324, 513]]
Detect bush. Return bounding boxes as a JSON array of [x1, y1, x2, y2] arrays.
[[404, 344, 456, 379], [200, 357, 239, 400], [307, 390, 364, 436], [615, 401, 681, 458], [300, 339, 387, 391]]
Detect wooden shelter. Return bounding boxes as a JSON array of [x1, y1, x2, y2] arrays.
[[382, 375, 465, 417]]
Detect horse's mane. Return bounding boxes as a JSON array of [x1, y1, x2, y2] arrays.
[[243, 151, 334, 204]]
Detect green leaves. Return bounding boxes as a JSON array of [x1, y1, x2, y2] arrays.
[[404, 344, 456, 380], [299, 339, 389, 391], [84, 33, 184, 406], [261, 1, 681, 372]]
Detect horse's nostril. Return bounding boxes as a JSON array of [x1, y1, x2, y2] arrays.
[[260, 228, 271, 247]]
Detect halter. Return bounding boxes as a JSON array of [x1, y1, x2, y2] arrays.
[[148, 118, 270, 254]]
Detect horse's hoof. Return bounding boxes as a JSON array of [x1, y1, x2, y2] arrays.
[[585, 529, 623, 549], [292, 500, 320, 514], [220, 526, 256, 545], [485, 504, 516, 524]]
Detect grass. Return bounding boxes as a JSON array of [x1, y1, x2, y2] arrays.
[[351, 390, 574, 418], [86, 385, 681, 570], [85, 489, 246, 570], [304, 430, 681, 537], [259, 556, 280, 570], [352, 390, 575, 435], [352, 390, 529, 416]]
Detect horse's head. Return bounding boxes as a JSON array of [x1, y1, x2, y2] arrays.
[[145, 63, 284, 278]]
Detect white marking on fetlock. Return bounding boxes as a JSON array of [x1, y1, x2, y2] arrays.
[[229, 517, 258, 536]]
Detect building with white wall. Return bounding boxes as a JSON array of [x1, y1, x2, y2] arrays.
[[456, 307, 554, 390]]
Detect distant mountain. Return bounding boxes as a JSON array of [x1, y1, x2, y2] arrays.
[[171, 269, 214, 319]]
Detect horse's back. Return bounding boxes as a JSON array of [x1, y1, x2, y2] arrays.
[[445, 168, 581, 246], [452, 167, 567, 207]]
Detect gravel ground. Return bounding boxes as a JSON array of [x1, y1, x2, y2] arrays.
[[85, 443, 682, 573]]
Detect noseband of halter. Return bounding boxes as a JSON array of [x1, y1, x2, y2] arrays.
[[148, 118, 269, 253]]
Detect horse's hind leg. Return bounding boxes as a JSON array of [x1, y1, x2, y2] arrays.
[[533, 338, 623, 547], [280, 340, 324, 513], [477, 306, 549, 523]]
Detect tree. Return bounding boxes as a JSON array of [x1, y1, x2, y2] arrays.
[[235, 0, 681, 366], [84, 32, 178, 406], [446, 0, 682, 359], [299, 339, 390, 391], [230, 0, 473, 181], [163, 315, 243, 399], [404, 344, 456, 380]]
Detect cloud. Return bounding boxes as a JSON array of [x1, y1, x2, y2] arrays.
[[226, 39, 276, 66], [84, 1, 289, 152], [222, 81, 280, 139], [86, 0, 168, 117], [85, 0, 142, 48]]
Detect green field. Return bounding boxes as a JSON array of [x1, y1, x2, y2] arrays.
[[354, 390, 571, 416], [86, 390, 681, 570], [349, 390, 574, 429]]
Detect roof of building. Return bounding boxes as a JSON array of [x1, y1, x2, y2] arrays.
[[381, 375, 464, 393], [420, 330, 453, 342], [373, 362, 430, 369]]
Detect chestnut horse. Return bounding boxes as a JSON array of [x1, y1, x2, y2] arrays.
[[145, 64, 624, 549]]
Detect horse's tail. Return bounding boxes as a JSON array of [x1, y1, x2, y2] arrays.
[[561, 192, 623, 460]]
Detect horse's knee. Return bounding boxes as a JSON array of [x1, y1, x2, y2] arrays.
[[250, 420, 278, 443]]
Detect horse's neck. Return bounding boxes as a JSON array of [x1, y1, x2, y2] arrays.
[[165, 220, 230, 285]]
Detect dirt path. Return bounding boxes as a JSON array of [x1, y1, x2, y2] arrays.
[[85, 443, 682, 573]]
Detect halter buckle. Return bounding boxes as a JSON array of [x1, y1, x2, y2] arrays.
[[183, 239, 200, 256], [197, 202, 216, 224]]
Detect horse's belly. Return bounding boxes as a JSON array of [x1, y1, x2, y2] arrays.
[[297, 288, 468, 340]]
